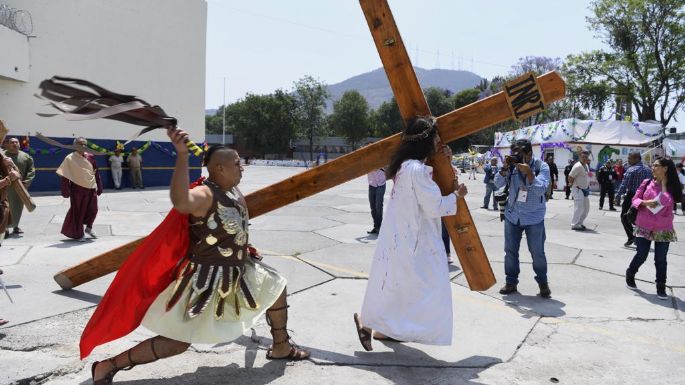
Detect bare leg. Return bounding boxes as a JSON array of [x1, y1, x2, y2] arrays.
[[265, 287, 310, 360], [93, 336, 190, 383]]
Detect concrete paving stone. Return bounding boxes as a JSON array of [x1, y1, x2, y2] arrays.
[[249, 230, 339, 256], [2, 223, 112, 247], [271, 279, 536, 368], [332, 203, 372, 213], [249, 215, 342, 232], [454, 262, 678, 320], [20, 236, 140, 267], [314, 224, 379, 244], [0, 245, 31, 266], [265, 205, 346, 218], [297, 243, 377, 278], [575, 248, 685, 288], [674, 288, 684, 320], [0, 263, 113, 327], [476, 318, 685, 385], [545, 228, 627, 251], [258, 254, 334, 294], [325, 211, 375, 226]]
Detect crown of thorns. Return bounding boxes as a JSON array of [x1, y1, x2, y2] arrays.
[[401, 117, 437, 142]]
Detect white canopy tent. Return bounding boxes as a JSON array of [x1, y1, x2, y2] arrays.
[[663, 138, 685, 159], [493, 119, 663, 191]]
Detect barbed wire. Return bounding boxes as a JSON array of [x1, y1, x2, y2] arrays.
[[0, 4, 33, 36]]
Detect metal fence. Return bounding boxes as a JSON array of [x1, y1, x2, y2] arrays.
[[0, 4, 32, 36]]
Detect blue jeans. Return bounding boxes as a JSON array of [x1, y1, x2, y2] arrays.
[[628, 237, 669, 284], [441, 220, 450, 254], [483, 182, 497, 209], [504, 219, 548, 285], [368, 184, 386, 230]]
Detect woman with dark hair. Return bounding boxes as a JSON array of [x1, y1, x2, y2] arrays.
[[625, 158, 682, 299], [353, 116, 468, 351]]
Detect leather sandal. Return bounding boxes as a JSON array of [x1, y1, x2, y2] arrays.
[[91, 338, 159, 384], [353, 313, 372, 351], [265, 305, 310, 360]]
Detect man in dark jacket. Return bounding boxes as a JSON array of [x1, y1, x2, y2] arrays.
[[596, 160, 617, 211], [563, 159, 574, 199], [545, 155, 559, 200]]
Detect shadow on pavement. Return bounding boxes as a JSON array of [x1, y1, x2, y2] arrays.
[[502, 294, 566, 318], [46, 240, 94, 248], [52, 289, 102, 305]]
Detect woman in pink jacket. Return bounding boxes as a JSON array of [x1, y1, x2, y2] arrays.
[[625, 158, 682, 299]]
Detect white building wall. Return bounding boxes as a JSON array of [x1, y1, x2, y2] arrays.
[[0, 0, 206, 143]]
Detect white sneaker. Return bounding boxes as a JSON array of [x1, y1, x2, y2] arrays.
[[85, 227, 97, 238], [76, 236, 87, 242]]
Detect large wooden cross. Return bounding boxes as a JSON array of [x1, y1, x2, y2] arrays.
[[53, 0, 565, 291]]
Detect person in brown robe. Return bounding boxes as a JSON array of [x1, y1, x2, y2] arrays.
[[56, 137, 102, 241]]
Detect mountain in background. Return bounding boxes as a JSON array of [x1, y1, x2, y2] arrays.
[[206, 67, 483, 115], [326, 67, 482, 110]]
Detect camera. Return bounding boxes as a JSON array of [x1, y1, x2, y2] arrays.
[[508, 152, 523, 165], [494, 191, 508, 221]]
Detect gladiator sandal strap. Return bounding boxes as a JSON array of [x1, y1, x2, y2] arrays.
[[265, 305, 290, 344]]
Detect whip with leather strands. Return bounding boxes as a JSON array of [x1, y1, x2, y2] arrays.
[[35, 76, 203, 156]]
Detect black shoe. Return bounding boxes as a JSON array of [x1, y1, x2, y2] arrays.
[[367, 228, 378, 234], [538, 282, 551, 298], [656, 283, 668, 300], [609, 207, 617, 211], [598, 207, 603, 210], [480, 206, 488, 209], [499, 283, 518, 295], [4, 231, 8, 238], [625, 269, 637, 290], [624, 238, 635, 247]]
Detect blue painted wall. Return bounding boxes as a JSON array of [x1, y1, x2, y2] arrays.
[[22, 136, 202, 192]]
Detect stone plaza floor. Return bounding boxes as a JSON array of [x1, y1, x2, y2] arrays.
[[0, 165, 684, 385]]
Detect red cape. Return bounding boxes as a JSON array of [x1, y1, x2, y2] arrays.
[[79, 179, 204, 359]]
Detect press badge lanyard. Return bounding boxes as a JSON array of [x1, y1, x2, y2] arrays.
[[512, 161, 533, 203]]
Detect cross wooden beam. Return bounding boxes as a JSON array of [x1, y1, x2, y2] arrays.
[[52, 1, 565, 291]]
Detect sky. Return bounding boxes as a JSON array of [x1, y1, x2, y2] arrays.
[[205, 0, 683, 131]]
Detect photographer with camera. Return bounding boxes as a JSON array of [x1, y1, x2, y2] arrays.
[[493, 139, 552, 298]]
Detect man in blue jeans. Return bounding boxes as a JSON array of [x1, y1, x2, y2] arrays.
[[481, 157, 499, 210], [367, 168, 386, 234], [494, 139, 552, 298]]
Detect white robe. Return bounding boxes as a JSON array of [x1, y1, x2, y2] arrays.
[[361, 159, 457, 345]]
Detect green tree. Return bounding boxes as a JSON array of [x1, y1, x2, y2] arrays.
[[370, 97, 403, 137], [424, 87, 453, 117], [329, 90, 371, 148], [293, 75, 329, 160], [565, 0, 685, 125], [229, 90, 298, 156], [452, 88, 480, 110]]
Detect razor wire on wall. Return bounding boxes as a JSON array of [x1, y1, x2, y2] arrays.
[[0, 4, 32, 36]]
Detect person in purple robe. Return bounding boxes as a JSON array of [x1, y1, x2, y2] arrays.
[[56, 137, 102, 241]]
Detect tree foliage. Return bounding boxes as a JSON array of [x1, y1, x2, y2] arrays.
[[328, 90, 371, 147], [565, 0, 685, 125], [293, 75, 329, 160], [370, 97, 403, 137]]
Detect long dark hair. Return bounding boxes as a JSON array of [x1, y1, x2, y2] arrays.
[[657, 158, 683, 203], [385, 116, 437, 180]]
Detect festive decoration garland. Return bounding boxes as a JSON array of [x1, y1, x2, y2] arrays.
[[87, 140, 151, 156], [151, 141, 177, 157], [539, 142, 573, 159], [540, 121, 561, 141], [560, 120, 593, 141], [632, 122, 661, 137]]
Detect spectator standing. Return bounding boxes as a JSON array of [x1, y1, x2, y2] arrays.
[[0, 157, 20, 243], [545, 155, 559, 200], [614, 159, 625, 205], [481, 157, 499, 210], [366, 168, 386, 234], [674, 163, 684, 215], [493, 139, 551, 298], [127, 147, 144, 189], [597, 160, 617, 211], [616, 152, 653, 246], [563, 159, 574, 199], [108, 149, 125, 189], [569, 151, 591, 230], [625, 158, 682, 299], [2, 137, 35, 235]]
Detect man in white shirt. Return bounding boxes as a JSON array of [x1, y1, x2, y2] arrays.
[[108, 149, 124, 189], [568, 151, 591, 230]]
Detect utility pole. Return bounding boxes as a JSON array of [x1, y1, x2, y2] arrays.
[[222, 77, 226, 145]]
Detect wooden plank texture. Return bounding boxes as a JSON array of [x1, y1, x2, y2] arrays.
[[53, 71, 565, 290], [359, 0, 495, 290]]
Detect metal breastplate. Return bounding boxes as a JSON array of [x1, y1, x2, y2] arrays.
[[166, 180, 258, 320]]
